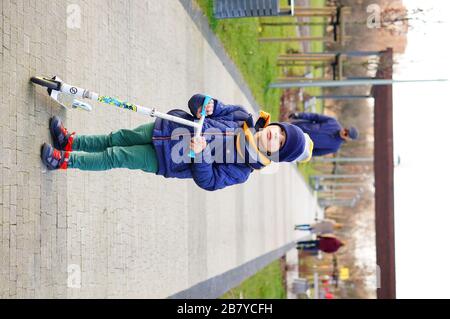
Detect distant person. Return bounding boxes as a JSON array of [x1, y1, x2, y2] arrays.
[[288, 112, 358, 157], [296, 235, 345, 254], [294, 219, 342, 235]]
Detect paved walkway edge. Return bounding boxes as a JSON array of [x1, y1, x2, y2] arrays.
[[168, 241, 296, 299]]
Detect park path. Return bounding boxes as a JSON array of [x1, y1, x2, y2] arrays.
[[0, 0, 321, 298]]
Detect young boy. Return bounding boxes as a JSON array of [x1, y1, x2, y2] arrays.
[[41, 94, 313, 191]]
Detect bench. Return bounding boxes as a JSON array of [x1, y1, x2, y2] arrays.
[[214, 0, 295, 19]]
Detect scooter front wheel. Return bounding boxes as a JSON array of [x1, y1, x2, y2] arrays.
[[30, 76, 60, 90]]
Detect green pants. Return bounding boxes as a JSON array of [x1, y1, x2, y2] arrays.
[[68, 122, 158, 173]]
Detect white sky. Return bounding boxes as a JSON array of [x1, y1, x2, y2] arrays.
[[393, 0, 450, 299]]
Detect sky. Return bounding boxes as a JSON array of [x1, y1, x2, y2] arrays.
[[393, 0, 450, 299]]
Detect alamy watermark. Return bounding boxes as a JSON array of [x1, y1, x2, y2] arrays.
[[67, 4, 81, 29], [367, 4, 381, 29], [67, 264, 81, 288]]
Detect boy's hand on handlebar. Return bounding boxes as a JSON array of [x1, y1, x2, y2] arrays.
[[190, 136, 207, 154], [196, 99, 214, 119]]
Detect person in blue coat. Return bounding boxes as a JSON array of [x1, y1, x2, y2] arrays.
[[41, 94, 313, 191], [288, 112, 358, 157]]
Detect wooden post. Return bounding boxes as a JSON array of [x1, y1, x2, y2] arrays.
[[291, 6, 337, 15], [294, 12, 336, 17], [278, 53, 337, 58], [312, 94, 373, 100], [277, 62, 326, 67], [293, 6, 337, 11], [261, 22, 330, 27], [277, 56, 335, 61], [270, 78, 448, 89], [259, 36, 332, 43], [277, 77, 331, 81]]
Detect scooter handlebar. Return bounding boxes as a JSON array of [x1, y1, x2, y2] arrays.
[[188, 95, 212, 158]]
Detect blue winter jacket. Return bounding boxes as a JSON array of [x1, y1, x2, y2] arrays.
[[151, 94, 255, 191], [290, 112, 344, 156]]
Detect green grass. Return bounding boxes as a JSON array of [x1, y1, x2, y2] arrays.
[[195, 0, 300, 121], [298, 161, 322, 183], [221, 260, 286, 299]]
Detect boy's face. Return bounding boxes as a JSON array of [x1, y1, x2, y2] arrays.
[[255, 125, 286, 155]]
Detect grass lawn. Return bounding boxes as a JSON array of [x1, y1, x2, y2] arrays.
[[195, 0, 301, 121], [221, 260, 286, 299]]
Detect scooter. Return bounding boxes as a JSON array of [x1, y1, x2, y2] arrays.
[[30, 76, 211, 158]]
